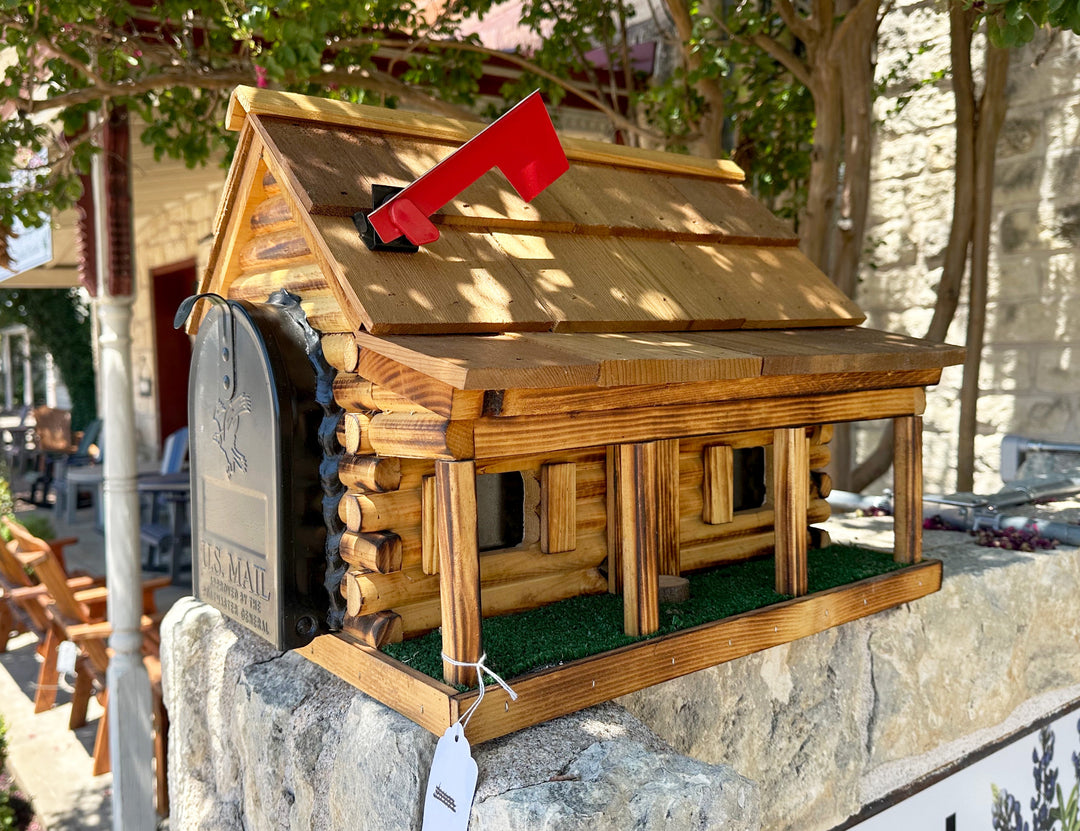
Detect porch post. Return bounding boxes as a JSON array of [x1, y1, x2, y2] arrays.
[[20, 331, 32, 409], [92, 108, 156, 830], [3, 332, 12, 411]]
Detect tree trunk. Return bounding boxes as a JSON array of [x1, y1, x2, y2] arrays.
[[829, 0, 880, 300], [956, 44, 1010, 491], [849, 3, 981, 492], [818, 0, 880, 490], [800, 71, 843, 271], [927, 3, 978, 346], [664, 0, 727, 156]]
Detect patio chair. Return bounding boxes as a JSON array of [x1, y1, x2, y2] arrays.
[[2, 404, 34, 475], [140, 426, 190, 574], [1, 516, 170, 815], [27, 414, 102, 506], [0, 530, 99, 653]]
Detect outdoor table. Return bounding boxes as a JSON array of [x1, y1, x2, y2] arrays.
[[137, 472, 191, 584], [2, 424, 34, 474]]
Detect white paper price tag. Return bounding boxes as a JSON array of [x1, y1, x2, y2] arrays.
[[56, 640, 78, 676], [421, 723, 478, 831]]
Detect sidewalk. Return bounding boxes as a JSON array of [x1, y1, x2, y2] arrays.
[[0, 487, 190, 831]]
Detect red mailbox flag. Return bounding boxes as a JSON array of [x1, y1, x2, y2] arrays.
[[367, 92, 569, 247]]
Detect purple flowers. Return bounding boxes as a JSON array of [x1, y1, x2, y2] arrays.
[[992, 721, 1080, 831], [970, 526, 1058, 552]]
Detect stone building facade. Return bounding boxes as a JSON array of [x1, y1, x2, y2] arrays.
[[861, 8, 1080, 493], [128, 179, 222, 460]]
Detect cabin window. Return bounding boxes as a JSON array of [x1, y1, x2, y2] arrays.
[[733, 447, 767, 512], [476, 472, 526, 552], [421, 469, 537, 575], [703, 443, 768, 525]]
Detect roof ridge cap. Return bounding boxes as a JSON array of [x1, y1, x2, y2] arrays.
[[227, 86, 745, 183]]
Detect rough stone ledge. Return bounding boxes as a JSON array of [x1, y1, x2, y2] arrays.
[[161, 599, 759, 831], [162, 506, 1080, 831], [618, 510, 1080, 830]]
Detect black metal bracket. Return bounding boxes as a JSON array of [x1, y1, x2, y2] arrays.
[[174, 292, 237, 402], [353, 184, 420, 253]]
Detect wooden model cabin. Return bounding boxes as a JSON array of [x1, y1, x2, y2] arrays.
[[194, 86, 964, 739]]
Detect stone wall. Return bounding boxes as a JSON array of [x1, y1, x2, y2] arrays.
[[130, 181, 222, 460], [862, 8, 1080, 493], [161, 600, 759, 830], [163, 510, 1080, 829]]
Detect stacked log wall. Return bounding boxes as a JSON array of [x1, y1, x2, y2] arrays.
[[325, 328, 834, 644]]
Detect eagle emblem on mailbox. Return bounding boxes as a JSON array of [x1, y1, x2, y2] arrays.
[[212, 392, 252, 478]]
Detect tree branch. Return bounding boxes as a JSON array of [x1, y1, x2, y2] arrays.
[[357, 36, 664, 140], [749, 32, 813, 89], [829, 0, 878, 62], [4, 21, 108, 88], [775, 0, 817, 46]]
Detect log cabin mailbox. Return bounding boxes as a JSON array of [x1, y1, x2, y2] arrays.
[[184, 85, 964, 742]]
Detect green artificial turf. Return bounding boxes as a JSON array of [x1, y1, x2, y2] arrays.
[[381, 544, 906, 686]]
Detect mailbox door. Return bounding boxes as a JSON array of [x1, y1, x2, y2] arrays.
[[188, 296, 326, 649]]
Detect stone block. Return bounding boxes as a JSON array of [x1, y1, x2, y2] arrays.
[[473, 740, 759, 831], [920, 432, 958, 493], [989, 254, 1046, 303], [1049, 151, 1080, 200], [995, 156, 1045, 203], [160, 599, 760, 831], [326, 696, 437, 831], [926, 134, 956, 172], [875, 135, 934, 180], [905, 168, 960, 206], [979, 348, 1030, 393], [998, 208, 1041, 253], [620, 630, 875, 831], [997, 116, 1044, 158], [877, 89, 954, 136], [867, 179, 911, 222], [987, 299, 1067, 343], [863, 222, 918, 272], [1047, 251, 1080, 296], [1036, 347, 1080, 394], [621, 525, 1080, 830], [1007, 395, 1077, 437], [1008, 32, 1080, 106], [1053, 200, 1080, 246], [1045, 105, 1080, 157]]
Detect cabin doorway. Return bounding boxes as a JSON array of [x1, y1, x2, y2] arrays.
[[151, 259, 197, 447]]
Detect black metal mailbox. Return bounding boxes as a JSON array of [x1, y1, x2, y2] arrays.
[[179, 291, 328, 649]]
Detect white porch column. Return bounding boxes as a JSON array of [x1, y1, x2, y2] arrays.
[[92, 129, 156, 830], [43, 352, 57, 408], [3, 332, 13, 411], [20, 331, 32, 409]]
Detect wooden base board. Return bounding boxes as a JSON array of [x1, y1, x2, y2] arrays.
[[302, 559, 942, 744]]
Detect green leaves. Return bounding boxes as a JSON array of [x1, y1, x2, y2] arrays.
[[0, 0, 491, 231], [0, 288, 97, 428], [971, 0, 1080, 48], [1050, 782, 1080, 831]]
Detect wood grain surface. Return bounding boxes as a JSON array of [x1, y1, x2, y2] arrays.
[[435, 460, 482, 686], [304, 561, 942, 743]]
